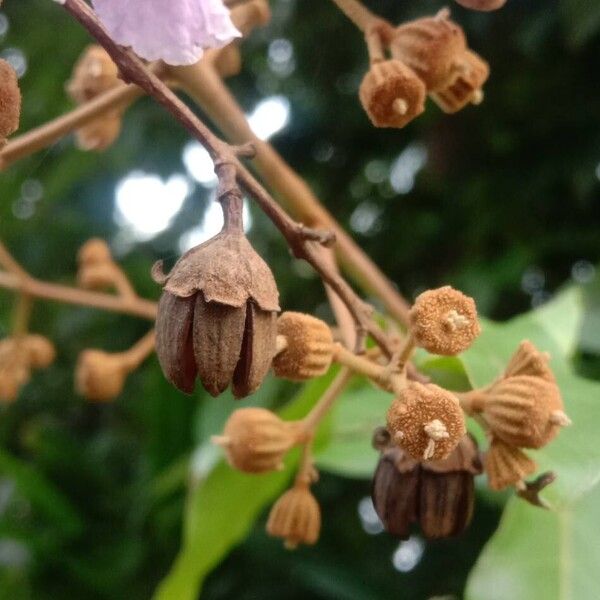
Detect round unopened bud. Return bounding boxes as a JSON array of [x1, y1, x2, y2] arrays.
[[505, 340, 555, 382], [454, 0, 507, 11], [266, 481, 321, 549], [272, 312, 334, 381], [78, 238, 112, 266], [23, 335, 56, 369], [387, 382, 465, 461], [77, 263, 117, 291], [75, 350, 129, 402], [67, 45, 120, 103], [0, 364, 30, 403], [430, 50, 489, 114], [213, 408, 301, 473], [409, 286, 480, 355], [359, 60, 426, 129], [391, 11, 467, 91], [478, 375, 569, 448], [0, 59, 21, 141], [485, 437, 536, 491], [75, 115, 122, 152]]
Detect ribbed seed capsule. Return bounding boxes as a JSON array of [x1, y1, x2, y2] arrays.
[[504, 340, 555, 382], [213, 408, 301, 473], [272, 312, 334, 381], [484, 438, 537, 491], [359, 60, 426, 129], [390, 10, 467, 91], [266, 480, 321, 549], [0, 58, 21, 142], [430, 50, 489, 114]]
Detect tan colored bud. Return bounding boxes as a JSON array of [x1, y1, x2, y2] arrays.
[[430, 50, 489, 114], [359, 60, 426, 129], [75, 350, 129, 402], [272, 312, 334, 381], [77, 238, 112, 266], [0, 338, 30, 402], [455, 0, 507, 11], [409, 286, 480, 356], [266, 480, 321, 549], [390, 10, 467, 91], [0, 58, 21, 141], [479, 375, 569, 448], [75, 114, 122, 152], [67, 45, 120, 103], [77, 263, 118, 291], [213, 408, 301, 473], [484, 437, 537, 491], [155, 230, 279, 398], [23, 335, 55, 369], [504, 340, 555, 382], [387, 382, 466, 461]]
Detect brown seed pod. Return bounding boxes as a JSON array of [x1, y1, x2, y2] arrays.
[[75, 350, 130, 402], [23, 335, 56, 369], [479, 375, 569, 448], [390, 10, 467, 91], [387, 382, 466, 461], [213, 408, 301, 473], [0, 58, 21, 142], [78, 238, 112, 266], [272, 312, 334, 381], [155, 230, 279, 398], [484, 437, 537, 491], [266, 480, 321, 549], [430, 50, 490, 114], [504, 340, 555, 382], [409, 285, 480, 356], [454, 0, 507, 11], [359, 59, 426, 129]]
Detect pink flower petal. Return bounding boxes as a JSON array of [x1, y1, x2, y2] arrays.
[[92, 0, 241, 65]]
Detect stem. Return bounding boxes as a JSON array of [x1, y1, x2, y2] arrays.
[[12, 294, 33, 338], [0, 241, 30, 279], [333, 343, 386, 382], [121, 329, 156, 369], [396, 334, 416, 373], [301, 368, 353, 433], [328, 0, 382, 32]]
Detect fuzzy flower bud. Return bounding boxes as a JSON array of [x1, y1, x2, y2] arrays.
[[91, 0, 241, 66], [78, 238, 113, 266], [484, 437, 537, 491], [387, 382, 466, 461], [23, 335, 56, 369], [272, 312, 334, 381], [0, 59, 21, 143], [455, 0, 507, 10], [390, 10, 467, 92], [409, 286, 480, 356], [266, 479, 321, 549], [213, 408, 302, 473], [359, 60, 426, 129], [75, 350, 130, 402]]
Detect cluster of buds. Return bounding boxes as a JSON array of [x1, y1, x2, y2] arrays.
[[460, 340, 571, 494], [66, 45, 123, 151], [359, 9, 489, 129], [0, 334, 55, 402], [0, 58, 21, 148]]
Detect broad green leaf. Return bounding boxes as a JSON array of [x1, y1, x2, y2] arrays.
[[466, 483, 600, 600], [155, 373, 336, 600], [560, 0, 600, 48]]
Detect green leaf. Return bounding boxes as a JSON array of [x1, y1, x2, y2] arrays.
[[154, 373, 336, 600], [560, 0, 600, 48], [466, 483, 600, 600]]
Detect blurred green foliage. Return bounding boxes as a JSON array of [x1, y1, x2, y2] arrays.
[[1, 0, 600, 598]]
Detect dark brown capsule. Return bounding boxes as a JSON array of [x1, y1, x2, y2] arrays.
[[154, 229, 279, 398]]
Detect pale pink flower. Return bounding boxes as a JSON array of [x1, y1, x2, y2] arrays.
[[92, 0, 241, 66]]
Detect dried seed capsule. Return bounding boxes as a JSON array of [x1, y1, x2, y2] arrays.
[[23, 335, 56, 369], [372, 445, 419, 539], [419, 434, 481, 539], [409, 286, 480, 355], [430, 50, 489, 114], [359, 59, 426, 129], [454, 0, 507, 11], [504, 340, 555, 382], [77, 238, 112, 266], [484, 437, 537, 491], [272, 312, 334, 381], [155, 230, 279, 398], [75, 349, 129, 402], [213, 408, 301, 473], [387, 382, 466, 461], [479, 375, 569, 448], [0, 59, 21, 142], [390, 10, 467, 91], [266, 480, 321, 549]]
